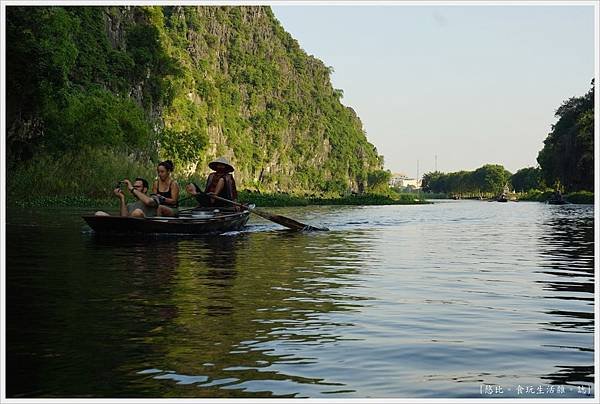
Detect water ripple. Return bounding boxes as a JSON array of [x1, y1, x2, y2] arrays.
[[5, 202, 595, 398]]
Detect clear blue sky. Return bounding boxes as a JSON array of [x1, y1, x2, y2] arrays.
[[272, 4, 596, 177]]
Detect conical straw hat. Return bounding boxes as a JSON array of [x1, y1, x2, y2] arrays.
[[208, 157, 234, 172]]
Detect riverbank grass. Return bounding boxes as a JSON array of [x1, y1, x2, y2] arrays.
[[8, 191, 428, 209], [7, 149, 427, 208], [517, 189, 594, 204]]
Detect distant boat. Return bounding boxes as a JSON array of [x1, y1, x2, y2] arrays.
[[547, 199, 567, 205], [496, 184, 510, 202], [547, 192, 567, 205]]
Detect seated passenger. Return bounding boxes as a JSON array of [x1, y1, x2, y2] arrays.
[[152, 160, 179, 217], [95, 178, 158, 217]]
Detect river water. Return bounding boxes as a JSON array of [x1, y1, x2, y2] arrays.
[[5, 200, 595, 398]]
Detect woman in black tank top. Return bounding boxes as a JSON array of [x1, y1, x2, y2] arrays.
[[157, 182, 174, 200], [152, 160, 179, 217]]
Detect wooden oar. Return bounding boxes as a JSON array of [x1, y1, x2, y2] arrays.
[[203, 192, 328, 231]]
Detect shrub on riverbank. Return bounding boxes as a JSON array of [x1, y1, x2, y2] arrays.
[[10, 190, 427, 209], [419, 192, 448, 199], [8, 196, 115, 208], [7, 148, 156, 205], [235, 190, 427, 207], [311, 193, 426, 206], [7, 149, 426, 208], [517, 189, 550, 202], [237, 191, 309, 207], [565, 191, 594, 204], [517, 189, 594, 204]]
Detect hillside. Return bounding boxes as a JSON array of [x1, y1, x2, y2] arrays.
[[6, 6, 384, 196]]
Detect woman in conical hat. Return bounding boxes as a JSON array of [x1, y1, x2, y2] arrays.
[[186, 157, 238, 207], [208, 156, 234, 173]]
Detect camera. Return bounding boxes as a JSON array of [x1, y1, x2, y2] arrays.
[[116, 181, 124, 188]]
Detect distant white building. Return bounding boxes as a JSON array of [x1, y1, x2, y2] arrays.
[[389, 173, 421, 189]]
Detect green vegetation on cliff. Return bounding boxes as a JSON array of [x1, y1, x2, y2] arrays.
[[7, 6, 383, 201]]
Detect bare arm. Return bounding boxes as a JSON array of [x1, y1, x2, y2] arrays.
[[164, 181, 179, 205], [204, 173, 215, 192], [185, 183, 198, 196], [211, 178, 225, 203], [133, 189, 158, 208], [115, 190, 128, 217], [122, 179, 157, 208], [119, 198, 128, 217], [152, 181, 158, 194]]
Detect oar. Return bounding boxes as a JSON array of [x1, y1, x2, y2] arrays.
[[203, 191, 328, 231]]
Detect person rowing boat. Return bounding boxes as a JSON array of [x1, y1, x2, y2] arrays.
[[185, 157, 239, 209], [182, 157, 327, 231]]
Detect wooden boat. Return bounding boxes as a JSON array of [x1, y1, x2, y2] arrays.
[[82, 208, 251, 235], [547, 197, 568, 205], [496, 184, 510, 202], [547, 191, 567, 205]]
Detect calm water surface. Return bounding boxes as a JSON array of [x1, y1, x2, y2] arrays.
[[6, 200, 595, 398]]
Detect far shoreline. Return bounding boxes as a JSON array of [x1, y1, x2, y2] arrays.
[[6, 191, 431, 209], [6, 190, 593, 209]]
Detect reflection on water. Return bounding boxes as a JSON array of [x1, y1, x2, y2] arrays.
[[5, 202, 595, 398], [132, 231, 371, 398], [535, 206, 595, 388]]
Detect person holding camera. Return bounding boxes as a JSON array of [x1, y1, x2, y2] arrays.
[[94, 178, 158, 217]]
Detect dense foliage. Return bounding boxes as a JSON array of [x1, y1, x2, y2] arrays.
[[7, 146, 419, 208], [509, 167, 542, 193], [7, 6, 382, 197], [367, 170, 392, 193], [421, 164, 512, 197], [537, 80, 594, 192], [6, 8, 159, 160], [516, 189, 594, 204]]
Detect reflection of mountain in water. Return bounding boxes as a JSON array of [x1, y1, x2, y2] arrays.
[[123, 231, 374, 397], [536, 210, 594, 387], [8, 232, 186, 397]]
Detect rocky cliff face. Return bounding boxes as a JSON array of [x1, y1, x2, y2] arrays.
[[7, 6, 383, 194]]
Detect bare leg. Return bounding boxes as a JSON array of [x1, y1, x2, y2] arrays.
[[130, 209, 145, 218], [157, 206, 176, 217]]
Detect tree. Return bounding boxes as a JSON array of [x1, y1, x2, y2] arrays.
[[510, 167, 542, 193], [537, 80, 594, 192], [367, 170, 392, 193], [472, 164, 510, 195], [421, 171, 444, 193]]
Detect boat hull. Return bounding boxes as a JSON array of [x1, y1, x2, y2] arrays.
[[82, 210, 250, 235]]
